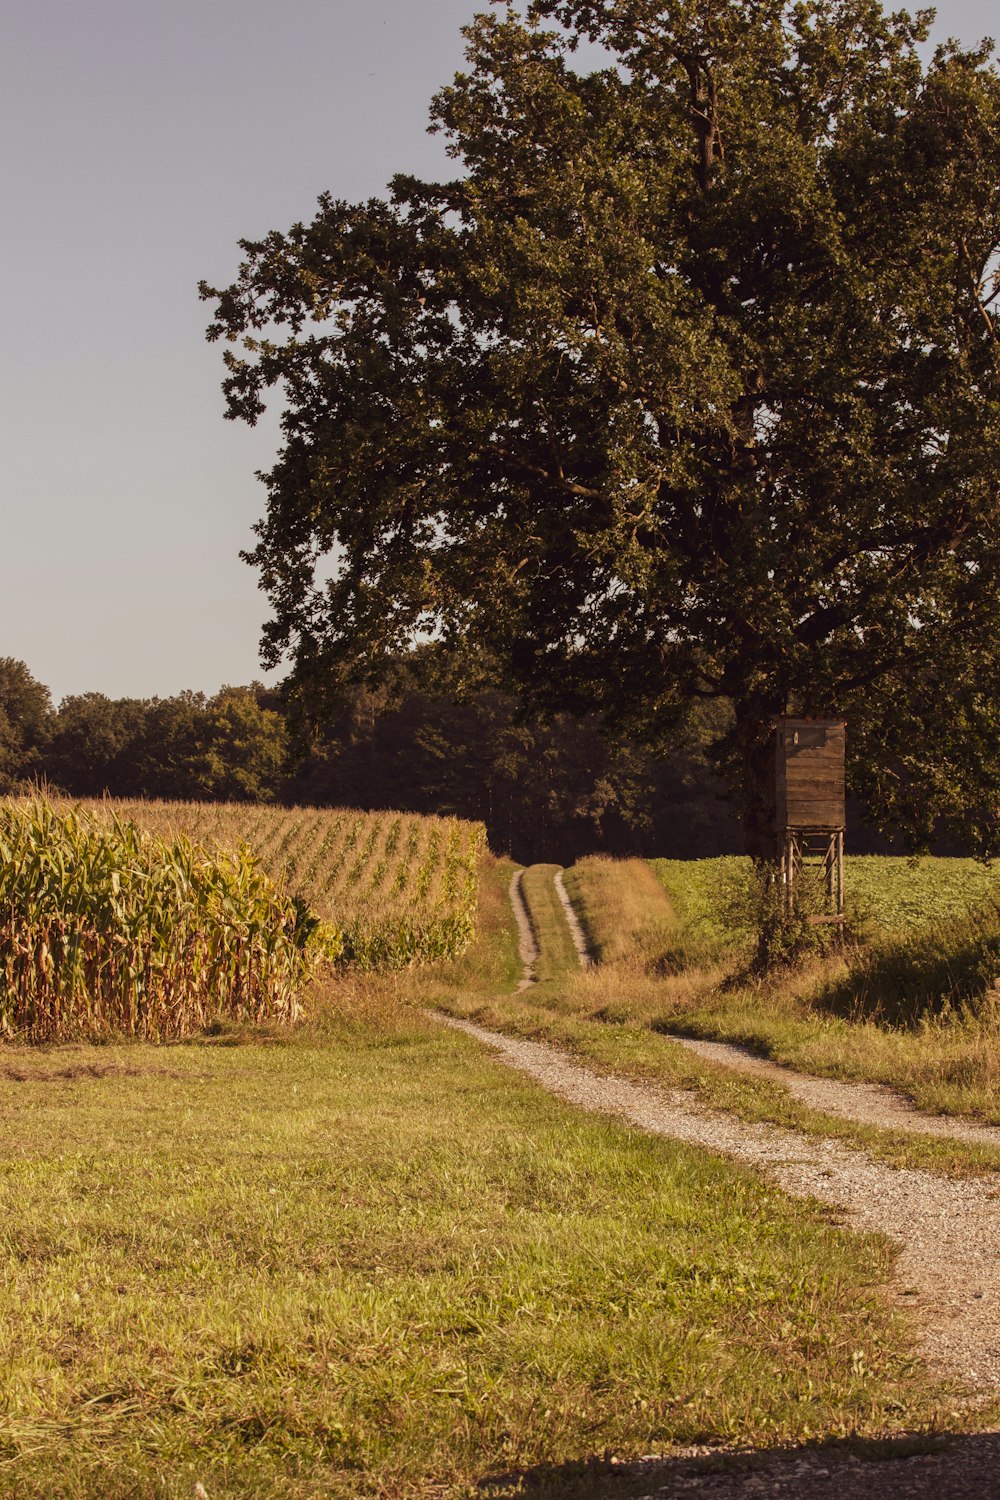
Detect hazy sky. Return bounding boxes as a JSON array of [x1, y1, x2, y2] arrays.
[[2, 0, 997, 704]]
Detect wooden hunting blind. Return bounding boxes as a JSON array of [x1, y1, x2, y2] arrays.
[[776, 718, 846, 830], [774, 717, 846, 923]]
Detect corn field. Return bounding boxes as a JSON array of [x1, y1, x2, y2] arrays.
[[0, 799, 325, 1042], [67, 800, 487, 971]]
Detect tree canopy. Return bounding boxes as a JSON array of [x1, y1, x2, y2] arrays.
[[202, 0, 1000, 855], [43, 686, 289, 805], [0, 658, 51, 791], [0, 656, 748, 861]]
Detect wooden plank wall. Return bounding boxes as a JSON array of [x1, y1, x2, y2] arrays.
[[775, 719, 846, 830]]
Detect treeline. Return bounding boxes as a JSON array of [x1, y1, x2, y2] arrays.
[[0, 657, 743, 863], [0, 663, 287, 806]]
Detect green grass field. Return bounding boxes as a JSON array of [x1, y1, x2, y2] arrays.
[[5, 805, 1000, 1493], [652, 855, 1000, 952], [0, 860, 945, 1498]]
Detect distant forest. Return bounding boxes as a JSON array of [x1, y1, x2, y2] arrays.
[[0, 656, 896, 863]]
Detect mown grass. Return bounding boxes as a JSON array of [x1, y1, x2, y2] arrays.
[[0, 859, 949, 1497], [641, 854, 1000, 1123], [433, 860, 1000, 1176], [439, 970, 1000, 1177]]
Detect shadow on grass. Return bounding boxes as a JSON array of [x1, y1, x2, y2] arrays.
[[477, 1430, 1000, 1497], [818, 903, 1000, 1029]]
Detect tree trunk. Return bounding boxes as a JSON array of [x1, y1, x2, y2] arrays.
[[734, 699, 782, 862]]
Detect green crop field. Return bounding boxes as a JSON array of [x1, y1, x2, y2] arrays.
[[0, 799, 318, 1042], [71, 799, 487, 971], [652, 854, 1000, 949]]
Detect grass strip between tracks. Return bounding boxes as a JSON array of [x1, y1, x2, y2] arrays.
[[434, 862, 1000, 1181]]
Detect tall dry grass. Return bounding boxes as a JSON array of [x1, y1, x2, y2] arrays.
[[563, 856, 677, 966]]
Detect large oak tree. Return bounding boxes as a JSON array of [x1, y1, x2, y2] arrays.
[[202, 0, 1000, 855]]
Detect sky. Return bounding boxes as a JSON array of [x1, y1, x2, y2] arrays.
[[2, 0, 997, 705]]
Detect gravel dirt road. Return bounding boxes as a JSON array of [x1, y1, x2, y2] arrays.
[[478, 868, 1000, 1495], [555, 868, 594, 968], [443, 1014, 1000, 1391], [441, 1013, 1000, 1496], [509, 870, 539, 991]]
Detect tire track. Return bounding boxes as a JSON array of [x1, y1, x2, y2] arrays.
[[508, 870, 539, 991], [554, 868, 594, 969]]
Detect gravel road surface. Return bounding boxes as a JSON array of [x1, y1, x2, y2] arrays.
[[475, 869, 1000, 1495], [509, 870, 539, 991], [441, 1015, 1000, 1391], [441, 1014, 1000, 1496], [555, 868, 594, 968]]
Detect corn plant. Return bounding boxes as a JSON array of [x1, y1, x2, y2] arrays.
[[48, 797, 487, 975], [0, 799, 339, 1041]]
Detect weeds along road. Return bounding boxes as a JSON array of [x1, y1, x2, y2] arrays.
[[435, 863, 1000, 1495], [441, 1009, 1000, 1389]]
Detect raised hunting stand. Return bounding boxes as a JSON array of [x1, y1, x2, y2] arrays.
[[775, 717, 846, 925]]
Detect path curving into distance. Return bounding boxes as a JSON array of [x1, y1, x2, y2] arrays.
[[508, 870, 539, 991], [554, 869, 594, 968], [490, 865, 1000, 1394], [524, 864, 1000, 1149], [453, 865, 1000, 1494], [440, 1013, 1000, 1394]]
